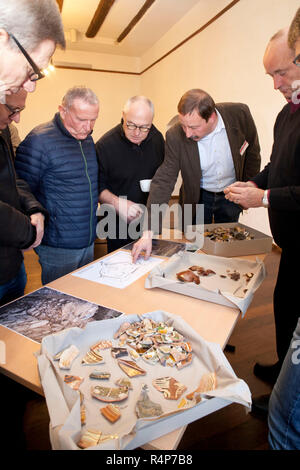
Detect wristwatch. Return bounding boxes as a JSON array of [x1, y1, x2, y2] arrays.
[[262, 190, 269, 208]]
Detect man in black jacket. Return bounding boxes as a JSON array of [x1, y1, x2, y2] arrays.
[[0, 90, 47, 305], [0, 0, 65, 305], [225, 28, 300, 400], [96, 96, 164, 252]]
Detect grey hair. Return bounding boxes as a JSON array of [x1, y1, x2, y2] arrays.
[[0, 0, 65, 52], [123, 96, 154, 116], [62, 86, 99, 109]]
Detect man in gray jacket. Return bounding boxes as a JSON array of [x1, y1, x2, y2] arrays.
[[132, 88, 261, 262]]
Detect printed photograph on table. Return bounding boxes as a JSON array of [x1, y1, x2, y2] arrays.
[[123, 239, 186, 257], [0, 287, 124, 343]]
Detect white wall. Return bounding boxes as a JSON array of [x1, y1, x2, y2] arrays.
[[18, 66, 140, 142], [16, 0, 300, 236], [140, 0, 300, 235]]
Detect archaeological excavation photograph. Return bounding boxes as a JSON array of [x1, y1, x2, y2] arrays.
[[0, 287, 123, 343]]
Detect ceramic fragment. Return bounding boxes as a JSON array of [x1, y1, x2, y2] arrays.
[[152, 377, 187, 400], [89, 370, 111, 380], [81, 349, 104, 365], [111, 347, 128, 358], [186, 372, 217, 401], [91, 384, 129, 402], [77, 429, 102, 449], [136, 384, 163, 419], [100, 404, 121, 423], [117, 359, 146, 377], [58, 345, 79, 369]]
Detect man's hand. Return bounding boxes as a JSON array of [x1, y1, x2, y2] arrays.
[[117, 197, 142, 222], [131, 231, 153, 263], [99, 190, 143, 223], [224, 181, 256, 191], [224, 181, 264, 209], [29, 212, 45, 248], [121, 199, 143, 223]]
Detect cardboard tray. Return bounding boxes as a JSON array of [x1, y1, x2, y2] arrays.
[[199, 223, 272, 257], [145, 252, 266, 316], [37, 311, 251, 450]]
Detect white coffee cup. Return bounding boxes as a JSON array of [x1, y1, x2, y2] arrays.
[[139, 179, 152, 192]]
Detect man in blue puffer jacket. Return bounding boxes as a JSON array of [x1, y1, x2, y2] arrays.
[[15, 86, 99, 284]]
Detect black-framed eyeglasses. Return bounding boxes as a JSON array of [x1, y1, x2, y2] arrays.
[[125, 121, 151, 133], [4, 103, 25, 118], [9, 33, 45, 81], [293, 53, 300, 67]]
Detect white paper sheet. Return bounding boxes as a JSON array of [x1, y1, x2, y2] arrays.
[[72, 251, 163, 289]]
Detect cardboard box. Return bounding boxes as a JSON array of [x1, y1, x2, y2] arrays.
[[201, 223, 273, 257]]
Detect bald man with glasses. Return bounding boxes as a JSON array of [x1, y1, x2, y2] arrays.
[[96, 96, 165, 253], [224, 27, 300, 418]]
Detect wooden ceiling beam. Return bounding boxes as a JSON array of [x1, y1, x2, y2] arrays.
[[117, 0, 156, 43], [86, 0, 116, 38], [56, 0, 64, 12]]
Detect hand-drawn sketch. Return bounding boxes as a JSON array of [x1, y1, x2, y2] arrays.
[[72, 250, 163, 288]]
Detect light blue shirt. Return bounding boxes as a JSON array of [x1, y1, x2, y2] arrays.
[[197, 110, 236, 192]]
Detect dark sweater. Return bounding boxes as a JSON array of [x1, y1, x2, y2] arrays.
[[96, 122, 164, 207], [253, 104, 300, 248]]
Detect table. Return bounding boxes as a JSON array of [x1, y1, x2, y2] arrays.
[[0, 239, 266, 449]]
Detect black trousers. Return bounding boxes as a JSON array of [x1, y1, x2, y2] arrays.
[[103, 214, 141, 254], [274, 248, 300, 363], [199, 189, 242, 224]]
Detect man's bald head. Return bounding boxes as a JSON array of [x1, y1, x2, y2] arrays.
[[263, 27, 300, 101]]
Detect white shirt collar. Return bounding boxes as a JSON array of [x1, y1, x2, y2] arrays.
[[200, 109, 224, 142]]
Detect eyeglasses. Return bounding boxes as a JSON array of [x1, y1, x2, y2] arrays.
[[293, 53, 300, 67], [4, 103, 25, 118], [125, 121, 151, 133], [9, 33, 45, 81]]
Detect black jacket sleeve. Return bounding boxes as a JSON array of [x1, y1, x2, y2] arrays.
[[0, 200, 37, 248]]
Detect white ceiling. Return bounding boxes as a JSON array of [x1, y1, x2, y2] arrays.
[[60, 0, 201, 56]]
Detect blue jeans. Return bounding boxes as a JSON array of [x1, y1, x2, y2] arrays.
[[0, 262, 27, 306], [35, 244, 94, 285], [268, 317, 300, 450], [199, 189, 242, 224]]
